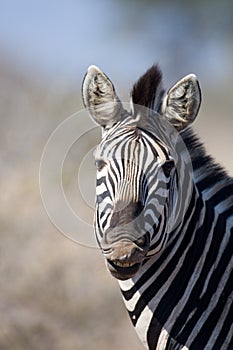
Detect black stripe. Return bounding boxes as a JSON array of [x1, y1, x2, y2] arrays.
[[101, 213, 111, 229], [190, 269, 233, 349], [147, 315, 163, 350], [212, 295, 233, 350], [196, 172, 231, 194], [172, 212, 232, 344], [137, 126, 170, 159], [96, 209, 103, 239], [108, 173, 116, 198], [97, 190, 110, 201], [109, 162, 118, 187], [96, 176, 105, 186], [149, 214, 166, 247], [99, 203, 112, 220]]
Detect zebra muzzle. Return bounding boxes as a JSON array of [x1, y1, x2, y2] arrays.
[[102, 239, 148, 280]]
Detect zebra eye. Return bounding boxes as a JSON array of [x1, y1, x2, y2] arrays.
[[162, 160, 175, 177], [95, 159, 107, 171]]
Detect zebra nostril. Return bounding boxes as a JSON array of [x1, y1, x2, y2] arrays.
[[135, 236, 145, 247], [135, 234, 149, 248]]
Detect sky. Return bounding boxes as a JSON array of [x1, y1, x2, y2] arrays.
[[0, 0, 144, 84], [0, 0, 232, 88]]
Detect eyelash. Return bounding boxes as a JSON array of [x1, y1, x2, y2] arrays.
[[95, 159, 107, 171]]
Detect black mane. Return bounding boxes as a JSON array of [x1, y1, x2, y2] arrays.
[[131, 64, 163, 109], [182, 128, 233, 192]]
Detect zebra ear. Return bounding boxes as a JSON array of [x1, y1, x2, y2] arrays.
[[161, 74, 201, 131], [82, 65, 125, 129]]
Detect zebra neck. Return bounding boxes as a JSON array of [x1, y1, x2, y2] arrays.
[[118, 130, 233, 349], [117, 130, 233, 349], [118, 187, 203, 347]]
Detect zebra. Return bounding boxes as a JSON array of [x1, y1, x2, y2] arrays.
[[82, 64, 233, 350]]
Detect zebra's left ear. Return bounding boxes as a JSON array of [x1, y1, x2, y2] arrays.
[[82, 65, 125, 129], [161, 74, 201, 131]]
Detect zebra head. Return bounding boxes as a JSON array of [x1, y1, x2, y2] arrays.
[[82, 65, 201, 280]]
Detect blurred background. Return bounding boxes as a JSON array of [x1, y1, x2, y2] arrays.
[[0, 0, 232, 349]]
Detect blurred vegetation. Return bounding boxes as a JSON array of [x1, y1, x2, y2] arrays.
[[119, 0, 233, 9]]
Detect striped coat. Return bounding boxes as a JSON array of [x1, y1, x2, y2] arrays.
[[82, 64, 233, 349]]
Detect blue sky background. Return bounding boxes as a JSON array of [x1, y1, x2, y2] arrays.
[[0, 0, 232, 89]]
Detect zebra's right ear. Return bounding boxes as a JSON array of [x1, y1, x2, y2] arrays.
[[82, 65, 125, 129]]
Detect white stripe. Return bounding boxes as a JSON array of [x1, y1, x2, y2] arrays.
[[135, 305, 153, 350], [96, 182, 107, 194], [157, 328, 169, 349]]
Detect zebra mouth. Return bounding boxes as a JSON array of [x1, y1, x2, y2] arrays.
[[106, 259, 141, 280]]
